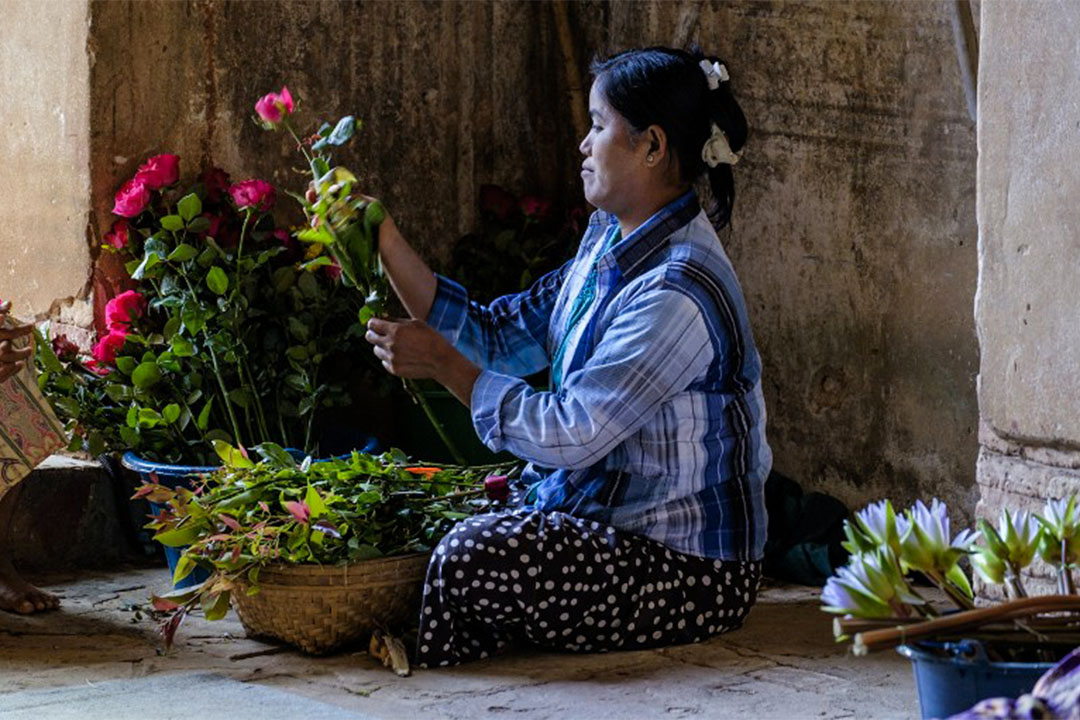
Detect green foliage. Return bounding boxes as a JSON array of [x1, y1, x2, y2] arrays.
[[34, 162, 388, 465], [141, 446, 517, 643]]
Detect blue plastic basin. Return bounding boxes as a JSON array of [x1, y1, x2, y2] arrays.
[[898, 640, 1055, 719]]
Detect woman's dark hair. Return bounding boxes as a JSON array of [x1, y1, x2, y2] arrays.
[[589, 46, 747, 230]]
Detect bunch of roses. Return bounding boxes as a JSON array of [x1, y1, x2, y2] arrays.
[[87, 289, 147, 373]]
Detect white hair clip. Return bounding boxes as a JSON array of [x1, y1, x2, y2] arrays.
[[698, 59, 729, 91], [702, 122, 741, 168]]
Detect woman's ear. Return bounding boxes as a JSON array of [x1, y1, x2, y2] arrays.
[[644, 125, 669, 166]]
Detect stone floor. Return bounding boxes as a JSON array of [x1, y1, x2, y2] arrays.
[[0, 568, 918, 719]]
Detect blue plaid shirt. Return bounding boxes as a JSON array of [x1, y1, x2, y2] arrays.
[[427, 190, 771, 561]]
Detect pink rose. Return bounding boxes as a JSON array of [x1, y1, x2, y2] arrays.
[[199, 166, 231, 202], [104, 290, 147, 330], [229, 179, 276, 212], [519, 195, 553, 222], [254, 86, 295, 128], [133, 154, 180, 190], [112, 178, 150, 218], [51, 334, 79, 361], [103, 219, 130, 250], [91, 328, 128, 366]]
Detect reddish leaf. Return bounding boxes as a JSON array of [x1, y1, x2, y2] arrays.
[[284, 500, 310, 524], [219, 514, 242, 531], [151, 596, 180, 612]]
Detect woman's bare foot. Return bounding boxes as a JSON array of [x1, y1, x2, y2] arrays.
[[0, 555, 59, 614]]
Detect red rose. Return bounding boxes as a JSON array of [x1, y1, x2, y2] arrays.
[[91, 328, 128, 366], [199, 166, 231, 202], [229, 179, 276, 212], [103, 219, 130, 250], [51, 334, 79, 361], [104, 290, 147, 330], [133, 154, 180, 190], [479, 185, 518, 222], [254, 86, 295, 128], [519, 195, 553, 222], [484, 474, 510, 503], [112, 178, 150, 218]]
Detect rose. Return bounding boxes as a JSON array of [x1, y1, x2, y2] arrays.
[[104, 290, 147, 329], [51, 334, 79, 361], [229, 179, 276, 212], [112, 178, 150, 218], [484, 474, 510, 503], [134, 153, 180, 190], [519, 195, 553, 222], [199, 166, 231, 202], [103, 220, 130, 250], [254, 86, 294, 128], [91, 328, 128, 366]]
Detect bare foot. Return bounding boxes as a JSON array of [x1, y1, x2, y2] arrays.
[[0, 555, 59, 614]]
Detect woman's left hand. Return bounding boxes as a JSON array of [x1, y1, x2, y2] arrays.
[[365, 318, 456, 380], [365, 318, 482, 408]]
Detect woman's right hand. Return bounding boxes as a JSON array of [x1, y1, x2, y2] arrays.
[[0, 301, 33, 384]]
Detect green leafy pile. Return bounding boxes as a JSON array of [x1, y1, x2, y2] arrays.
[[143, 442, 516, 645]]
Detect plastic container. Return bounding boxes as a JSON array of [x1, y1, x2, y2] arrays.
[[122, 452, 219, 589], [123, 438, 379, 589], [898, 640, 1055, 719]]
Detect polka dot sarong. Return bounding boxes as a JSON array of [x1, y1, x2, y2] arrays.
[[414, 508, 762, 668]]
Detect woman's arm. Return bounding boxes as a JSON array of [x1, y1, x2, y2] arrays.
[[376, 214, 438, 321]]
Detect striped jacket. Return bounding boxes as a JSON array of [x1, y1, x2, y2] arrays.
[[427, 190, 771, 561]]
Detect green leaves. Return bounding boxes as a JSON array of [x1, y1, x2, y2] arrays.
[[178, 193, 202, 222], [212, 439, 254, 468], [206, 266, 229, 295], [132, 361, 162, 389], [168, 243, 198, 262]]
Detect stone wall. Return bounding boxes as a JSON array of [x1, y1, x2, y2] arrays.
[[974, 0, 1080, 594], [571, 1, 980, 519], [9, 1, 980, 521], [0, 0, 92, 323]]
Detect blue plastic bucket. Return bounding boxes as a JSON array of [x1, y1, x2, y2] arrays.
[[122, 452, 219, 589], [123, 439, 379, 589], [898, 640, 1054, 719]]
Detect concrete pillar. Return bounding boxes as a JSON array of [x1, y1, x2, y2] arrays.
[[975, 0, 1080, 596], [0, 0, 92, 322]]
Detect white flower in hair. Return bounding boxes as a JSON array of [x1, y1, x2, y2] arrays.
[[698, 59, 730, 90], [702, 122, 741, 168]]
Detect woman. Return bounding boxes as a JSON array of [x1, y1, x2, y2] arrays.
[[0, 299, 60, 614], [365, 47, 770, 666]]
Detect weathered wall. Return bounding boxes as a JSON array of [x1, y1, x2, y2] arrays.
[[89, 0, 577, 267], [0, 0, 92, 321], [568, 1, 980, 518], [974, 0, 1080, 592], [21, 1, 980, 520]]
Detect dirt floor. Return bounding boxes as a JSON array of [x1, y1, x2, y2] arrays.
[[0, 568, 918, 719]]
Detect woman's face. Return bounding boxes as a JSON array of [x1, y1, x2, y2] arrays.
[[579, 80, 648, 214]]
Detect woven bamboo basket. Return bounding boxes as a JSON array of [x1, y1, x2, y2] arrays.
[[232, 552, 430, 655]]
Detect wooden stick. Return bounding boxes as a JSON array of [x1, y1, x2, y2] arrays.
[[853, 595, 1080, 655]]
